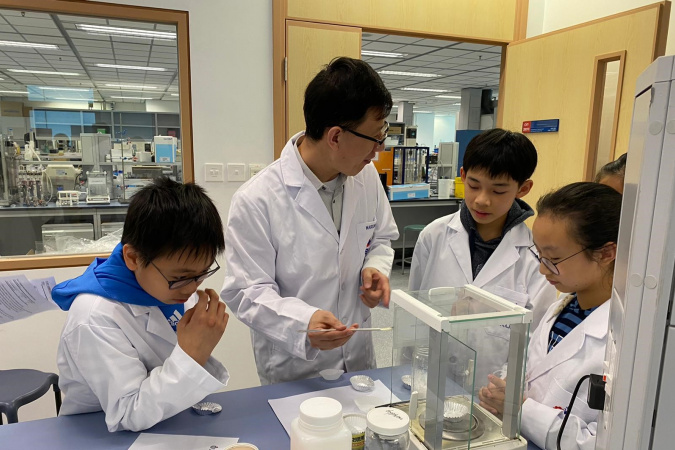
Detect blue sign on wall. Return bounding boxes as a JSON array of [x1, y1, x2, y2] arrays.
[[522, 119, 559, 133]]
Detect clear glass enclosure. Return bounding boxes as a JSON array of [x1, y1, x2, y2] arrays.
[[388, 285, 531, 449]]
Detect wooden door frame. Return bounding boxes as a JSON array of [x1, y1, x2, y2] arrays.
[[0, 0, 192, 271], [273, 0, 530, 158], [583, 50, 627, 181]]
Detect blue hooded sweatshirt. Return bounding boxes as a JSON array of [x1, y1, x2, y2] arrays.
[[52, 243, 184, 330]]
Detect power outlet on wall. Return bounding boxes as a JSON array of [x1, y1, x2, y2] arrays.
[[204, 163, 224, 182], [227, 163, 247, 182], [249, 163, 266, 178]]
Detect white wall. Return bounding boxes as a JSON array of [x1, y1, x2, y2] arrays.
[[432, 115, 456, 145], [145, 100, 180, 113], [528, 0, 675, 56], [1, 0, 273, 422], [413, 112, 435, 147]]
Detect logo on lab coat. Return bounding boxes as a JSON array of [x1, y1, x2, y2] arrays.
[[365, 238, 372, 256], [168, 310, 183, 328]]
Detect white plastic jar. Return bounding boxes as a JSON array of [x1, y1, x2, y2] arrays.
[[290, 397, 351, 450], [365, 407, 410, 450]]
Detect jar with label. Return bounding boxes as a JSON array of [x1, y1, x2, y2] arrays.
[[290, 397, 351, 450], [365, 407, 410, 450]]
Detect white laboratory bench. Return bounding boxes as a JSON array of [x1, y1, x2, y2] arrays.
[[0, 201, 129, 257]]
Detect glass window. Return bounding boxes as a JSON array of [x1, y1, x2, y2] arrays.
[[0, 6, 185, 265]]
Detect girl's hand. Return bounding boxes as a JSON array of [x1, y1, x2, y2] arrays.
[[478, 374, 507, 417]]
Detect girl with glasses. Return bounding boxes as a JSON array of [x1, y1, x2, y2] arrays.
[[478, 182, 622, 450]]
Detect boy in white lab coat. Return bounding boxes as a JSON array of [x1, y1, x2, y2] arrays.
[[221, 57, 399, 385], [409, 129, 556, 383], [53, 177, 230, 432]]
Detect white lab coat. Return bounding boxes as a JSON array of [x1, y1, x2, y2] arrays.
[[520, 296, 609, 450], [221, 132, 399, 385], [57, 294, 229, 432], [408, 211, 556, 385]]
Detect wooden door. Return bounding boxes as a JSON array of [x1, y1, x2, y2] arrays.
[[284, 21, 361, 155], [499, 3, 669, 208]]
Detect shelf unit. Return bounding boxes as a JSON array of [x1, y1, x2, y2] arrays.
[[30, 108, 180, 147]]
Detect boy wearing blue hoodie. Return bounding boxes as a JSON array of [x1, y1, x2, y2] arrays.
[[53, 177, 229, 432]]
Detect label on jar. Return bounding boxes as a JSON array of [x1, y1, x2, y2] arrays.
[[352, 431, 365, 450]]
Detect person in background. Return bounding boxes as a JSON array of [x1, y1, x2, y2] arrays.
[[53, 177, 229, 432], [409, 128, 556, 385], [479, 182, 621, 450], [221, 57, 399, 385], [595, 153, 627, 194]]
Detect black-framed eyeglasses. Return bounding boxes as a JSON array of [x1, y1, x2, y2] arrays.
[[151, 260, 220, 290], [528, 245, 588, 276], [344, 121, 389, 146]]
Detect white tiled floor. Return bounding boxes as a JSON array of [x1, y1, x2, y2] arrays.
[[372, 263, 410, 367]]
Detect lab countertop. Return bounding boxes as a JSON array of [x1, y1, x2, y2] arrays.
[[389, 196, 462, 207], [0, 201, 129, 212], [0, 366, 541, 449]]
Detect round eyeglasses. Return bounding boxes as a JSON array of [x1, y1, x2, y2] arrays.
[[151, 260, 220, 290], [528, 245, 588, 275], [343, 121, 389, 146]]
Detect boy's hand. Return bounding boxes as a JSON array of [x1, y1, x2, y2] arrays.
[[307, 310, 357, 350], [176, 289, 229, 366], [360, 268, 391, 308]]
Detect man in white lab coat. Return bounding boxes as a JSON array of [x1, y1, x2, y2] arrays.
[[409, 129, 556, 385], [221, 57, 399, 384]]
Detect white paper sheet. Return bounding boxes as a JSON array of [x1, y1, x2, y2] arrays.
[[268, 379, 400, 435], [0, 275, 59, 324], [129, 433, 239, 450], [31, 277, 57, 305]]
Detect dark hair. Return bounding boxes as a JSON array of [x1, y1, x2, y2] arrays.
[[463, 128, 538, 185], [594, 153, 627, 182], [121, 177, 225, 266], [537, 182, 622, 255], [303, 57, 393, 141]]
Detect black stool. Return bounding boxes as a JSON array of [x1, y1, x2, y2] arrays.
[[0, 369, 61, 424]]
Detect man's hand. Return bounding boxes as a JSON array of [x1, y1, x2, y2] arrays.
[[176, 289, 229, 366], [307, 310, 358, 350], [360, 267, 391, 308]]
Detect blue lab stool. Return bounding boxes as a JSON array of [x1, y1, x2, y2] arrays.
[[401, 224, 426, 274], [0, 369, 61, 424]]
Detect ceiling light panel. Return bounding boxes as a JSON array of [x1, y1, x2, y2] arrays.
[[0, 41, 59, 50], [104, 83, 157, 89], [110, 96, 156, 100], [379, 70, 442, 78], [76, 24, 176, 40], [401, 87, 449, 93], [95, 64, 166, 72], [8, 69, 80, 76], [361, 50, 408, 58]]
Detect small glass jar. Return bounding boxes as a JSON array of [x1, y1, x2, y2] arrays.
[[412, 346, 429, 399], [365, 408, 410, 450]]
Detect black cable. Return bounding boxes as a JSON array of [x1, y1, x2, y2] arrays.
[[557, 374, 591, 450]]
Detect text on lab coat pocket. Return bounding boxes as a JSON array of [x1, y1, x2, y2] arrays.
[[357, 220, 377, 258]]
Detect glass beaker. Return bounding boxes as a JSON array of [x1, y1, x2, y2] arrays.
[[412, 346, 429, 399]]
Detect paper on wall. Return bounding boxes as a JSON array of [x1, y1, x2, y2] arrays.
[[129, 433, 239, 450], [268, 379, 400, 435], [0, 275, 59, 324]]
